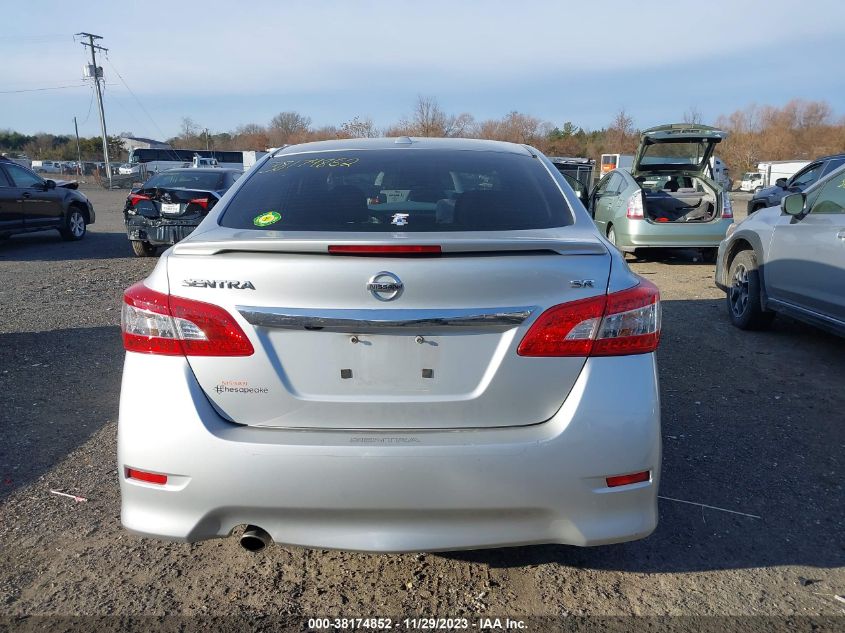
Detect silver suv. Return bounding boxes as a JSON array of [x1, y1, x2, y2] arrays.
[[716, 164, 845, 336], [118, 138, 662, 552]]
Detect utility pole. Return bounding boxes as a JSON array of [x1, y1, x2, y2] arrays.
[[77, 32, 111, 188], [73, 117, 82, 176], [204, 128, 210, 151]]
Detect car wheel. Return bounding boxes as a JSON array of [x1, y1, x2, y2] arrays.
[[60, 207, 87, 241], [727, 250, 775, 330], [131, 240, 157, 257]]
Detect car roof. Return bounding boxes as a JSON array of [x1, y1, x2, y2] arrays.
[[274, 137, 536, 156], [152, 168, 240, 175]]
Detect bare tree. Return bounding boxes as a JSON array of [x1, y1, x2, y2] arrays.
[[445, 112, 477, 138], [341, 116, 379, 138], [411, 96, 449, 137], [180, 117, 200, 140], [683, 106, 703, 125], [606, 109, 636, 152], [268, 111, 312, 145]]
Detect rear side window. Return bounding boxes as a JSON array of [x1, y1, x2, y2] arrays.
[[4, 163, 43, 188], [218, 149, 571, 232]]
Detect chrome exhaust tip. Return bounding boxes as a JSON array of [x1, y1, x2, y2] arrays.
[[240, 525, 272, 552]]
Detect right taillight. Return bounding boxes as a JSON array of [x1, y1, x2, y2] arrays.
[[518, 279, 660, 357], [626, 190, 644, 219], [121, 282, 254, 356]]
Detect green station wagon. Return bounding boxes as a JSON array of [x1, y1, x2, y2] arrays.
[[588, 124, 734, 259]]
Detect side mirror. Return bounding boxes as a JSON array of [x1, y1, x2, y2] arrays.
[[44, 179, 56, 190], [775, 178, 788, 188], [781, 192, 805, 216]]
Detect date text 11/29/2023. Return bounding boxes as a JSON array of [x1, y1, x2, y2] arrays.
[[307, 617, 528, 630]]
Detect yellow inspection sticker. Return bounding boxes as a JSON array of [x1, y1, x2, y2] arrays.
[[253, 211, 282, 227]]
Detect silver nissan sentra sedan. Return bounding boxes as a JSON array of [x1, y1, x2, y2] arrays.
[[118, 137, 662, 552]]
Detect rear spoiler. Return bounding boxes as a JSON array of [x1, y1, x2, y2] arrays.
[[172, 236, 608, 257]]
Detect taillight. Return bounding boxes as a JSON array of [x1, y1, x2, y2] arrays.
[[722, 194, 733, 219], [128, 193, 151, 207], [121, 282, 254, 356], [189, 197, 209, 210], [328, 245, 442, 255], [517, 279, 660, 357], [626, 190, 644, 219]]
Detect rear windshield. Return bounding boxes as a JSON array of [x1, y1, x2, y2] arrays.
[[218, 149, 571, 232], [640, 141, 710, 167], [143, 171, 225, 190]]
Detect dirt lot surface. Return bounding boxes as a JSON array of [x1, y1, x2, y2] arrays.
[[0, 188, 843, 627]]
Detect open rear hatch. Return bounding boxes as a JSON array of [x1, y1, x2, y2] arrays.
[[167, 233, 611, 430], [631, 123, 726, 178]]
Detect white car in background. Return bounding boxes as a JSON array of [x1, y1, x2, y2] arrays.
[[31, 160, 62, 174]]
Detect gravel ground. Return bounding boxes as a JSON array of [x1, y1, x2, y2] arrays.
[[0, 188, 843, 626]]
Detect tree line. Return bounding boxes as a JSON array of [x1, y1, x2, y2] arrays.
[[3, 97, 843, 177]]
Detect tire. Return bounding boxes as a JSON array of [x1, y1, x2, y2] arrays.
[[726, 250, 775, 330], [131, 240, 157, 257], [59, 206, 87, 241]]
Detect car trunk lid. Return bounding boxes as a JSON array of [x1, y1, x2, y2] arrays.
[[166, 230, 612, 430], [131, 187, 218, 218]]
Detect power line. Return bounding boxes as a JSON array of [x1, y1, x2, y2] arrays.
[[103, 55, 171, 142], [79, 85, 96, 127], [0, 84, 88, 94]]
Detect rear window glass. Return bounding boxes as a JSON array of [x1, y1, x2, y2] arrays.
[[640, 142, 710, 167], [144, 171, 225, 190], [218, 149, 571, 232]]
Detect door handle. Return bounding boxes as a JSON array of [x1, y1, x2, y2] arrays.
[[21, 192, 31, 199]]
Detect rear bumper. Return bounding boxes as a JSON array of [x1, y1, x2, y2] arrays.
[[614, 217, 732, 250], [118, 353, 661, 552], [125, 216, 199, 245]]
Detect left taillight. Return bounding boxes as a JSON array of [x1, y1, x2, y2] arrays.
[[722, 194, 733, 219], [517, 279, 661, 357], [121, 282, 254, 356], [127, 193, 150, 207], [626, 190, 644, 219]]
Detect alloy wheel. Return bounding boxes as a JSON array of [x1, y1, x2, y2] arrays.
[[69, 211, 85, 238], [729, 263, 749, 317]]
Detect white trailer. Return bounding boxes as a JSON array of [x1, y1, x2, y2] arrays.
[[709, 157, 731, 190], [757, 160, 809, 188]]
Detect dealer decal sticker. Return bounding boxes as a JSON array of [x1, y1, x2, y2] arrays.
[[253, 211, 282, 227]]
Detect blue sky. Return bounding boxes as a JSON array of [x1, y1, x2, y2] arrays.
[[1, 0, 843, 139]]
